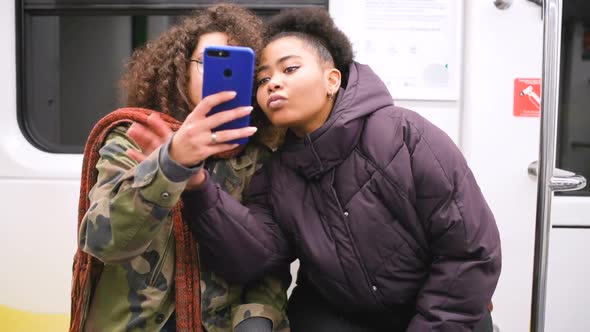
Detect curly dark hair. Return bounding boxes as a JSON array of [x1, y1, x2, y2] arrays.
[[262, 8, 354, 83], [120, 4, 263, 121]]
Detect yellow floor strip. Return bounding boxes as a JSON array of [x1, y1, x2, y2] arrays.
[[0, 305, 69, 332]]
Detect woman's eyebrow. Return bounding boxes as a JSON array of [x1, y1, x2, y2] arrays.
[[193, 51, 204, 60], [256, 55, 302, 73]]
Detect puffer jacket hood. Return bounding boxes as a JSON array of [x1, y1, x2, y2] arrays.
[[280, 62, 394, 179]]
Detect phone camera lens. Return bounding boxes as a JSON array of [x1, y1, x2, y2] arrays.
[[223, 68, 233, 78]]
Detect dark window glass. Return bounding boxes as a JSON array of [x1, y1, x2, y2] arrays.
[[23, 14, 179, 152], [17, 1, 327, 153], [557, 0, 590, 196]]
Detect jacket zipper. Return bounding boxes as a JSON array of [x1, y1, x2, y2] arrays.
[[327, 171, 386, 309], [148, 221, 173, 286]]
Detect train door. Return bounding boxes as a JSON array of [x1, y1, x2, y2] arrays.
[[543, 0, 590, 330], [463, 0, 589, 331]]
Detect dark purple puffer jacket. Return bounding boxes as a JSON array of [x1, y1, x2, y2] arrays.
[[185, 62, 501, 331]]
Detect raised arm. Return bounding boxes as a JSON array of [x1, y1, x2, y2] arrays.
[[182, 166, 293, 284], [79, 126, 189, 263]]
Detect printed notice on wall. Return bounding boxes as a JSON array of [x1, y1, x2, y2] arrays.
[[331, 0, 463, 100]]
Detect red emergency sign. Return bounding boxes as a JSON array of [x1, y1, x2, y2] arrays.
[[514, 78, 541, 117]]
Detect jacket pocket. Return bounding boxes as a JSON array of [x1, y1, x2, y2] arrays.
[[367, 174, 429, 263], [386, 219, 429, 264], [372, 241, 427, 305]]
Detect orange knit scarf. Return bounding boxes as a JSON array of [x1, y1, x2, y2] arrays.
[[69, 108, 202, 332]]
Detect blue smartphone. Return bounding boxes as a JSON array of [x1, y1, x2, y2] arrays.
[[202, 45, 255, 145]]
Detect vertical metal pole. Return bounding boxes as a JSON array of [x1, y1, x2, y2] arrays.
[[531, 0, 562, 331]]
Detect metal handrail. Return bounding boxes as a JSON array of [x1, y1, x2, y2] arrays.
[[531, 1, 562, 332], [494, 0, 512, 9], [528, 161, 587, 191]]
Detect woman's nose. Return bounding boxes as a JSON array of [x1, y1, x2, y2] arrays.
[[267, 76, 282, 92]]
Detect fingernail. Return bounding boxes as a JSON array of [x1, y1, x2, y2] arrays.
[[248, 126, 258, 133], [244, 106, 254, 112]]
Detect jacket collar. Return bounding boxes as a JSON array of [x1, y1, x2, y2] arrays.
[[279, 62, 394, 180]]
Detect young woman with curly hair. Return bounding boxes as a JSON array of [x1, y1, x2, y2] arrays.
[[73, 4, 289, 332], [129, 7, 501, 332]]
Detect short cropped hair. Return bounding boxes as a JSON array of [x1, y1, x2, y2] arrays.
[[263, 8, 354, 83]]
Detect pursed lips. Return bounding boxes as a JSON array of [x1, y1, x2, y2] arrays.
[[267, 94, 287, 110]]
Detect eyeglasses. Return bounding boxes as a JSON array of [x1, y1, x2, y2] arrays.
[[190, 59, 203, 74]]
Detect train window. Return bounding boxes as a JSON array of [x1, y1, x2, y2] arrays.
[[17, 0, 327, 153], [556, 0, 590, 196]]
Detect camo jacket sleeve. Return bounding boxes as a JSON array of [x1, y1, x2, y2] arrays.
[[232, 274, 291, 331], [79, 125, 190, 263]]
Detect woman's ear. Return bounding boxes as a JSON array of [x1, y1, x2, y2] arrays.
[[326, 68, 341, 97]]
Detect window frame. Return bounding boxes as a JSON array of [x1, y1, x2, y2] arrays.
[[16, 0, 328, 153]]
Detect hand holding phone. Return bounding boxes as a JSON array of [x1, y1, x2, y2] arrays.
[[202, 45, 255, 145]]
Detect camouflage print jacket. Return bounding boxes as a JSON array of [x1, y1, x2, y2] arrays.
[[79, 125, 289, 332]]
